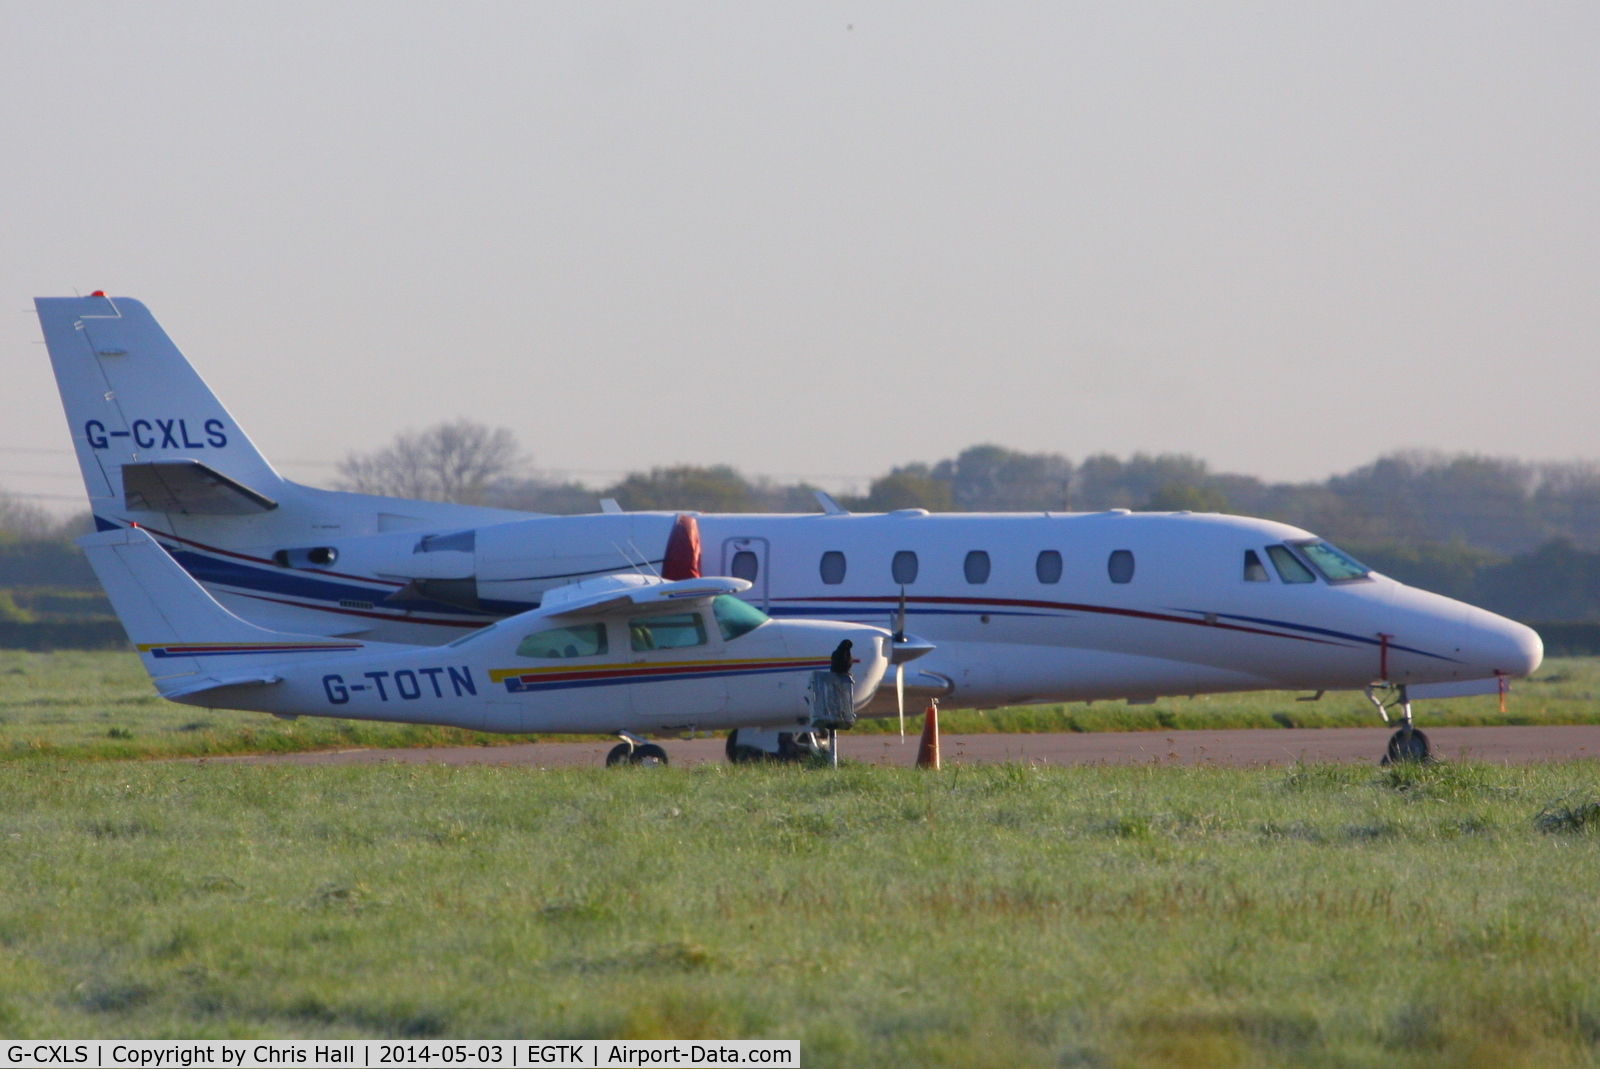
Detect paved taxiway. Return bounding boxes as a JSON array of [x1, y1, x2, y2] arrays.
[[199, 725, 1600, 769]]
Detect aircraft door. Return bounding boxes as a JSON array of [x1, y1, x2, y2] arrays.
[[491, 620, 629, 733], [625, 607, 729, 730], [720, 537, 770, 610]]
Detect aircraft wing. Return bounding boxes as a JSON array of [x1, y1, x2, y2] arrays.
[[123, 460, 278, 515], [540, 576, 751, 618]]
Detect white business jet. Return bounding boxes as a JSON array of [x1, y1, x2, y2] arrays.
[[37, 296, 1544, 763], [80, 525, 899, 765]]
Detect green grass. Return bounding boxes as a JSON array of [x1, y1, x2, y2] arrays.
[[1, 759, 1600, 1064], [2, 651, 1598, 761], [0, 649, 601, 761]]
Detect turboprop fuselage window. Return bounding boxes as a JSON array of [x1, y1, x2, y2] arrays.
[[630, 612, 708, 652], [1243, 550, 1270, 582], [1295, 540, 1372, 583], [819, 551, 847, 585], [1267, 545, 1317, 584], [713, 595, 769, 641], [1036, 550, 1063, 584], [1108, 549, 1135, 584], [516, 623, 608, 659], [964, 550, 991, 584], [892, 551, 919, 585]]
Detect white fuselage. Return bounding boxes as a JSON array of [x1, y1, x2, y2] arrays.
[[138, 501, 1543, 710]]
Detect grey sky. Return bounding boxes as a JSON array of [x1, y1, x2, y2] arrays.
[[2, 2, 1596, 505]]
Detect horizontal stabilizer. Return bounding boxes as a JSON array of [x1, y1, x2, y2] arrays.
[[123, 460, 278, 515], [163, 672, 281, 699]]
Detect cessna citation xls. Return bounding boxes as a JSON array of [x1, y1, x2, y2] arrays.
[[36, 295, 1543, 762]]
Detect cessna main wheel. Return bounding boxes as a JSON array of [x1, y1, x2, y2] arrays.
[[606, 742, 670, 768]]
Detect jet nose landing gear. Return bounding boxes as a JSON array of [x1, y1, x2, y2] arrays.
[[1366, 686, 1432, 765]]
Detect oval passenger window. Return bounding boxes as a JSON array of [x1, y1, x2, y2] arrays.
[[1107, 549, 1135, 584], [819, 551, 847, 585], [892, 550, 919, 585], [730, 550, 759, 582], [1036, 550, 1062, 584], [963, 550, 991, 584]]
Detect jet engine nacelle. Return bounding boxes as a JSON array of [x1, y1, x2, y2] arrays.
[[295, 513, 680, 613]]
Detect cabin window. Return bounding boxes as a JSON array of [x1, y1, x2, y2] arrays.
[[713, 595, 769, 641], [516, 623, 608, 659], [1107, 549, 1135, 584], [730, 550, 759, 582], [629, 612, 708, 652], [1243, 549, 1270, 582], [1267, 545, 1317, 584], [892, 550, 919, 585], [819, 551, 847, 585], [1036, 550, 1063, 584], [963, 550, 991, 584], [1294, 540, 1371, 583]]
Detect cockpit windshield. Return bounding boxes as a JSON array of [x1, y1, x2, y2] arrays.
[[1293, 540, 1371, 583], [713, 595, 769, 641]]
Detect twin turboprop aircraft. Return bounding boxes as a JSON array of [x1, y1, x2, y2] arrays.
[[36, 296, 1544, 762]]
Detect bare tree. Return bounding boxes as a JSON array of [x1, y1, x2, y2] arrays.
[[0, 489, 73, 541], [335, 420, 526, 505]]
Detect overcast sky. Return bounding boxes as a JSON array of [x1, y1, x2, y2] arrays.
[[2, 2, 1596, 505]]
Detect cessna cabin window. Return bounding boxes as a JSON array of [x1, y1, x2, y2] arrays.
[[963, 550, 991, 584], [892, 550, 919, 585], [1266, 545, 1317, 584], [1107, 549, 1135, 584], [1036, 550, 1063, 584], [729, 551, 759, 582], [713, 595, 769, 641], [516, 623, 608, 659], [1243, 549, 1270, 582], [1294, 540, 1372, 583], [629, 612, 708, 652], [819, 551, 847, 585]]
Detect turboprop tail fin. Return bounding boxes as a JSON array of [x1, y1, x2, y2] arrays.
[[35, 296, 284, 526], [78, 527, 370, 699]]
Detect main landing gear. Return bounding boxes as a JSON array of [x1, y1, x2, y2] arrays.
[[724, 728, 833, 764], [1366, 686, 1431, 764], [606, 732, 669, 768]]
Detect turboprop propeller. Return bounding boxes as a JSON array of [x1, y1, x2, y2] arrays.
[[888, 585, 936, 738]]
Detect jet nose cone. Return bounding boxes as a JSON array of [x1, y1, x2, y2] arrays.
[[1470, 610, 1544, 678]]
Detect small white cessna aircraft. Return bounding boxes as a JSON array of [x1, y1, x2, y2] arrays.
[[37, 296, 1545, 762], [80, 525, 899, 765]]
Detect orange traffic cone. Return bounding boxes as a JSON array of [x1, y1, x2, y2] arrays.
[[915, 699, 941, 770]]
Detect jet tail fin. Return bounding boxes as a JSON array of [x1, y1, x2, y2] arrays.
[[78, 527, 369, 698], [35, 296, 285, 525]]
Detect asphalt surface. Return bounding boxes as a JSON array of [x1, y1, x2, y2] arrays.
[[200, 724, 1600, 769]]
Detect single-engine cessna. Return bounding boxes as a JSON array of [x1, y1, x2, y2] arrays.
[[82, 525, 901, 765], [37, 296, 1545, 762]]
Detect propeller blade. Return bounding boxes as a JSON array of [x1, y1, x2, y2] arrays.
[[897, 663, 906, 740], [894, 585, 907, 640]]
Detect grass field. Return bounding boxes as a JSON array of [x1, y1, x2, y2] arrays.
[[1, 758, 1600, 1064], [1, 649, 1597, 761]]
